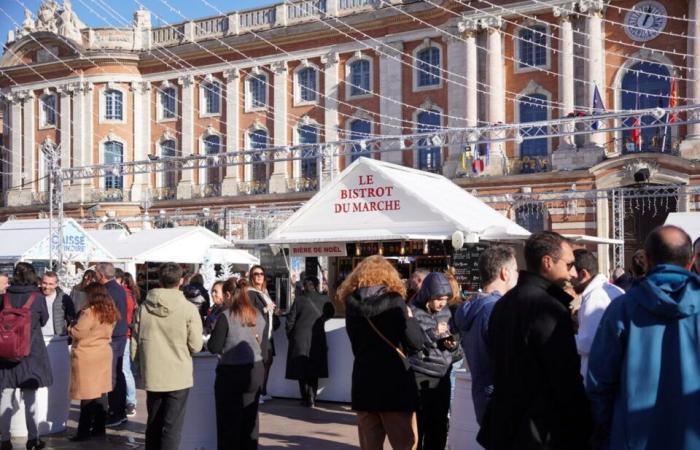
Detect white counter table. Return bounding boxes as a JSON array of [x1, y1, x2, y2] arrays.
[[9, 336, 71, 437]]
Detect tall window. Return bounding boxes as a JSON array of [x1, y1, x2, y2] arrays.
[[299, 125, 318, 181], [298, 67, 317, 102], [519, 93, 548, 157], [249, 75, 267, 108], [416, 47, 440, 87], [417, 110, 441, 171], [203, 82, 220, 114], [349, 119, 371, 162], [160, 87, 177, 119], [104, 89, 123, 121], [40, 94, 56, 126], [161, 139, 178, 189], [621, 61, 671, 153], [517, 26, 547, 68], [204, 135, 221, 185], [515, 204, 545, 233], [104, 141, 124, 190], [250, 129, 268, 184], [349, 59, 371, 96]]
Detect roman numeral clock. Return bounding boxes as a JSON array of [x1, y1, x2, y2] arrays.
[[624, 0, 667, 41]]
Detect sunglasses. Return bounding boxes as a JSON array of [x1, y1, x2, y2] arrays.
[[251, 272, 265, 276]]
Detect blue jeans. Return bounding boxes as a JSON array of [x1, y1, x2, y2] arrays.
[[123, 338, 136, 406]]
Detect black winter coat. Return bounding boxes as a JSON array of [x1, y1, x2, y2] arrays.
[[409, 303, 458, 378], [0, 285, 54, 389], [478, 271, 592, 450], [285, 291, 335, 380], [345, 287, 425, 412], [248, 288, 281, 359]]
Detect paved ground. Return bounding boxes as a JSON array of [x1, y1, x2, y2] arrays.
[[4, 391, 369, 449]]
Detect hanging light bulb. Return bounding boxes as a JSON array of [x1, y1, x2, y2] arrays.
[[423, 240, 429, 255], [378, 242, 384, 256], [400, 241, 406, 256], [355, 244, 361, 257]]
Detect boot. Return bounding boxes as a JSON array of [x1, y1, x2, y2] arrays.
[[71, 403, 92, 441], [25, 439, 45, 450], [91, 403, 107, 437]]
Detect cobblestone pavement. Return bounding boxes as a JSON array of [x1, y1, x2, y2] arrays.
[[4, 391, 377, 449]]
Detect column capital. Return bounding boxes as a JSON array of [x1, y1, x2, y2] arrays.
[[223, 68, 240, 80], [130, 81, 151, 94], [17, 90, 35, 102], [270, 61, 288, 74], [178, 75, 195, 87], [552, 4, 576, 20], [479, 16, 503, 31], [56, 84, 74, 96], [321, 51, 339, 68], [578, 0, 605, 14], [457, 17, 480, 36]]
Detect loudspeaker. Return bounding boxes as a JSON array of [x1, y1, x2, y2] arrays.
[[634, 168, 650, 183]]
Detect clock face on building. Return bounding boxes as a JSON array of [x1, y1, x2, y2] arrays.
[[624, 1, 668, 41]]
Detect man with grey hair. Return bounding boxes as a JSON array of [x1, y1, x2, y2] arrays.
[[95, 262, 129, 427], [453, 245, 518, 424]]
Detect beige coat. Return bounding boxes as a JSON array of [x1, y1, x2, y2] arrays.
[[131, 288, 203, 392], [68, 307, 115, 400]]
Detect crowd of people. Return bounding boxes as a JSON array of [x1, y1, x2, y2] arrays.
[[0, 224, 698, 450]]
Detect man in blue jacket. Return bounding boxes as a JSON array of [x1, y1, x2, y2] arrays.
[[587, 225, 700, 450]]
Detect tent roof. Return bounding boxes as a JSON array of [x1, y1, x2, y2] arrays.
[[665, 212, 700, 242], [89, 227, 258, 265], [0, 219, 116, 262], [265, 158, 530, 245]]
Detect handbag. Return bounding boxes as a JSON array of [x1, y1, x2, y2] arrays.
[[366, 317, 411, 370]]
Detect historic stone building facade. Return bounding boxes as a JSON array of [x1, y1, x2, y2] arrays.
[[1, 0, 699, 272]]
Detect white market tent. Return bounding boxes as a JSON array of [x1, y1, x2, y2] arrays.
[[0, 218, 116, 263], [263, 158, 530, 245], [665, 212, 700, 242], [89, 226, 259, 265]]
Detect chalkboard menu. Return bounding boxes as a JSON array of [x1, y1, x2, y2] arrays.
[[452, 243, 489, 292]]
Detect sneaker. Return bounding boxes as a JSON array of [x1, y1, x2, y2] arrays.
[[105, 415, 127, 428], [25, 439, 45, 450], [261, 394, 273, 401], [125, 403, 136, 417]]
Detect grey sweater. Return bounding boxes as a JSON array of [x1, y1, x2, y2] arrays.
[[208, 309, 265, 366]]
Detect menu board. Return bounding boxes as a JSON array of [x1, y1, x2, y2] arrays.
[[452, 243, 489, 292]]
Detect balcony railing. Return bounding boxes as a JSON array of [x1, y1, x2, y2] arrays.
[[93, 188, 128, 202], [31, 191, 49, 205], [238, 180, 270, 195], [287, 177, 319, 192], [512, 156, 551, 174], [154, 186, 177, 201], [193, 183, 221, 198]]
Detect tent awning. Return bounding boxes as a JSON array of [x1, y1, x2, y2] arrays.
[[205, 247, 260, 265], [263, 158, 530, 246], [563, 234, 624, 245]]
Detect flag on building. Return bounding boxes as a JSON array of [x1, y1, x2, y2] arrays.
[[668, 78, 678, 123], [592, 85, 605, 130]]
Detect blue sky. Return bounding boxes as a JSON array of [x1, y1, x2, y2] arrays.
[[0, 0, 276, 46]]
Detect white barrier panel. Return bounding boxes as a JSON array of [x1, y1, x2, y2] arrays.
[[10, 336, 71, 437], [267, 318, 353, 403], [448, 370, 484, 450], [179, 352, 218, 450]]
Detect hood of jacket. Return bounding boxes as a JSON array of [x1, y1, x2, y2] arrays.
[[637, 264, 700, 319], [182, 284, 204, 300], [144, 288, 188, 318], [456, 291, 502, 333], [345, 285, 402, 318], [412, 272, 453, 309]]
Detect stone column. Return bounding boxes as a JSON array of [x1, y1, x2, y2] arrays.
[[222, 68, 240, 196], [463, 25, 478, 128], [177, 75, 195, 199], [130, 81, 150, 202], [379, 41, 404, 165], [445, 32, 467, 178], [269, 61, 289, 194], [57, 85, 72, 174], [484, 17, 506, 175], [680, 0, 700, 158], [582, 0, 606, 149], [322, 51, 339, 181], [83, 82, 94, 169], [64, 81, 84, 203], [22, 90, 36, 198], [554, 6, 575, 150], [5, 93, 25, 206]]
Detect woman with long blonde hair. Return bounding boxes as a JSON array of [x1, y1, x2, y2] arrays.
[[339, 255, 425, 450]]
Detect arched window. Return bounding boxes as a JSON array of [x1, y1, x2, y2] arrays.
[[517, 26, 547, 68], [299, 125, 318, 181], [297, 67, 317, 102], [515, 204, 545, 233], [349, 119, 371, 162], [203, 81, 221, 114], [161, 140, 178, 190], [160, 87, 177, 119], [417, 110, 441, 171], [204, 135, 221, 185], [519, 93, 548, 157], [416, 47, 440, 87], [250, 129, 268, 185], [104, 89, 123, 121], [249, 75, 267, 108], [104, 141, 124, 190], [40, 94, 56, 127], [349, 59, 371, 96], [621, 61, 671, 153]]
